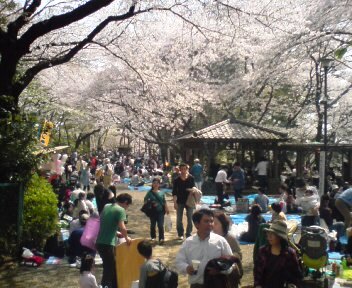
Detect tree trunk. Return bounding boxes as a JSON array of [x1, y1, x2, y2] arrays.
[[75, 128, 101, 150]]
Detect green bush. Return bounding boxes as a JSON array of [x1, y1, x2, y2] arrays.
[[22, 173, 58, 249]]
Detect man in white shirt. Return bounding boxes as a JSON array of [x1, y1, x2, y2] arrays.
[[175, 209, 233, 288], [214, 164, 229, 205], [255, 157, 269, 190]]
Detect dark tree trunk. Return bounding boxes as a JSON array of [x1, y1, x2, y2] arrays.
[[0, 0, 137, 118], [75, 128, 101, 150]]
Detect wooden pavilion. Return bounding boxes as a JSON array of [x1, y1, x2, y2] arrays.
[[175, 118, 352, 192], [175, 118, 288, 191]]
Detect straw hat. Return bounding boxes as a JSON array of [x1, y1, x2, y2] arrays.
[[264, 220, 288, 240]]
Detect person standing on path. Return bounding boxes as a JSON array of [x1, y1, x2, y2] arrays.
[[172, 163, 195, 240], [255, 157, 269, 191], [96, 193, 132, 288], [214, 164, 229, 206], [190, 159, 203, 191], [144, 177, 169, 244], [230, 162, 245, 202]]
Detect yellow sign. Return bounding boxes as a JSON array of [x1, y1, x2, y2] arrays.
[[40, 121, 53, 146]]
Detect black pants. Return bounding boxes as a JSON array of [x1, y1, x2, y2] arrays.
[[215, 182, 224, 204], [96, 243, 117, 288], [234, 188, 243, 202]]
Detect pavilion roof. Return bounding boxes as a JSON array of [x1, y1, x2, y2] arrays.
[[176, 118, 288, 142]]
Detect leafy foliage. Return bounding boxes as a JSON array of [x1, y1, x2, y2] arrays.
[[22, 173, 58, 249], [0, 115, 41, 183]]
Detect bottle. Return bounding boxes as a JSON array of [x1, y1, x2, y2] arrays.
[[332, 262, 337, 275], [342, 258, 347, 270], [339, 263, 344, 277]]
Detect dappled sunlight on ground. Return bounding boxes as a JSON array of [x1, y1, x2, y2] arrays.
[[0, 191, 254, 288]]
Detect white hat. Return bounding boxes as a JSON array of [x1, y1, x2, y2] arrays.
[[331, 184, 339, 190]]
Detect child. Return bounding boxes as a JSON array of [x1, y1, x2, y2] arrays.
[[271, 202, 287, 222], [296, 186, 320, 227], [79, 253, 98, 288], [137, 240, 164, 288]]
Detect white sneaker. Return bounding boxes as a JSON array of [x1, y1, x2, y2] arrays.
[[76, 257, 81, 269], [178, 236, 184, 241]]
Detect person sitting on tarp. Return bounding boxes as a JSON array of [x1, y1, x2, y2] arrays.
[[131, 170, 145, 187], [320, 194, 345, 239], [67, 213, 95, 267], [240, 204, 266, 243], [285, 191, 301, 214], [253, 188, 269, 213]]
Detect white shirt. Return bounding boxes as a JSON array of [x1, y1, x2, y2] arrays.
[[175, 232, 232, 285], [256, 161, 269, 176], [79, 271, 98, 288], [215, 169, 227, 183]]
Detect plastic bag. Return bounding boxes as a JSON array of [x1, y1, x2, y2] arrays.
[[165, 214, 172, 232], [22, 247, 34, 259]]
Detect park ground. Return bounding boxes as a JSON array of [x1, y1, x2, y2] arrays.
[[0, 190, 255, 288]]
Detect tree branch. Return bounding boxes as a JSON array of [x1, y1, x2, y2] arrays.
[[17, 0, 117, 51], [7, 0, 41, 36], [15, 6, 139, 96], [257, 85, 273, 124]]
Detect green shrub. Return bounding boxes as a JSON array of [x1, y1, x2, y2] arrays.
[[22, 173, 58, 249]]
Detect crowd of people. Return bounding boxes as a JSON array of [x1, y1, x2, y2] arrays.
[[41, 151, 352, 288]]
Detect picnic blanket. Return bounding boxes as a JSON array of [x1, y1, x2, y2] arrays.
[[229, 213, 302, 244], [201, 194, 279, 206]]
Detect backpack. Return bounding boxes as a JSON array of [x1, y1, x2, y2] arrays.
[[145, 260, 178, 288]]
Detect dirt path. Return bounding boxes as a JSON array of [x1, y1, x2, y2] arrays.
[[0, 190, 254, 288]]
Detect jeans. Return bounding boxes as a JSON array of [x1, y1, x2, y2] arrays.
[[176, 203, 194, 237], [194, 181, 202, 190], [96, 243, 117, 288], [150, 211, 165, 240]]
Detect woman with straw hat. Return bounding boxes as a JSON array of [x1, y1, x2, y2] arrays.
[[254, 220, 302, 288]]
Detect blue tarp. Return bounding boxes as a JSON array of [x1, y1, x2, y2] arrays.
[[201, 194, 279, 206], [128, 185, 151, 191], [126, 186, 172, 195], [230, 213, 301, 245], [230, 213, 302, 225]]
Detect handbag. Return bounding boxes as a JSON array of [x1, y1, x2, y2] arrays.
[[80, 216, 100, 251], [141, 201, 156, 218]]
